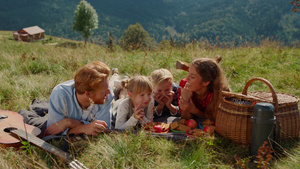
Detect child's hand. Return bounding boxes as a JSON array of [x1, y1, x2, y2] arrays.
[[153, 92, 165, 106], [133, 104, 145, 121], [164, 91, 174, 106]]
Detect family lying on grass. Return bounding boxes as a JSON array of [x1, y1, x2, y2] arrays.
[[19, 57, 230, 138]]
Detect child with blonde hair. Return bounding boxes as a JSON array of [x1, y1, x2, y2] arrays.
[[150, 69, 180, 122], [115, 76, 154, 129]]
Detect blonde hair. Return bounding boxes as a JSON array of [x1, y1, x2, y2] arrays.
[[74, 61, 110, 94], [121, 75, 153, 96], [191, 58, 230, 118], [149, 69, 173, 86]]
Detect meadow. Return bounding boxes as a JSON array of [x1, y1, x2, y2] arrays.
[[0, 31, 299, 168]]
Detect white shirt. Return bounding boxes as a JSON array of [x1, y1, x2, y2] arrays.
[[115, 98, 154, 130]]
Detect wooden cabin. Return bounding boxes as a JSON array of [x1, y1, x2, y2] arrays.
[[13, 26, 45, 42]]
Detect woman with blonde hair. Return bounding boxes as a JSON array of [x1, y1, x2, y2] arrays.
[[179, 58, 229, 120]]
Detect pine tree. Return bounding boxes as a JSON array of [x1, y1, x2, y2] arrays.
[[73, 0, 98, 45]]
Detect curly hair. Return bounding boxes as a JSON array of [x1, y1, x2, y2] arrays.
[[74, 61, 110, 94], [191, 58, 230, 118]]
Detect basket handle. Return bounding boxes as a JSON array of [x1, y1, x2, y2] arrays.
[[242, 77, 279, 108]]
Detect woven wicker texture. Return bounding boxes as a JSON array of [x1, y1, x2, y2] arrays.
[[216, 77, 300, 145]]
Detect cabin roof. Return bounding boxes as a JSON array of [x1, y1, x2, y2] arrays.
[[21, 26, 45, 35]]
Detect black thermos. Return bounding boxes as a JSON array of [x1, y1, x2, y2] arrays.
[[250, 102, 276, 161]]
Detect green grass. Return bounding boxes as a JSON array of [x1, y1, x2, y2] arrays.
[[0, 31, 299, 168]]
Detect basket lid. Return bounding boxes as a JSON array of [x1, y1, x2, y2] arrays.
[[248, 91, 299, 105]]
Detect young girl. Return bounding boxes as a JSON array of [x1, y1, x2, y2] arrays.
[[150, 69, 180, 122], [115, 76, 154, 130], [179, 58, 230, 120]]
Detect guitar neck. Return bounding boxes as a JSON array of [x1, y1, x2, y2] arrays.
[[176, 60, 189, 72], [10, 128, 88, 169], [176, 56, 222, 72]]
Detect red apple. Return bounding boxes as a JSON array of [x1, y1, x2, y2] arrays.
[[153, 125, 163, 133], [203, 126, 214, 135], [186, 119, 197, 129], [203, 126, 209, 132]]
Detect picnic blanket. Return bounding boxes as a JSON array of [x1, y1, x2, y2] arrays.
[[18, 99, 49, 136], [150, 132, 187, 140]]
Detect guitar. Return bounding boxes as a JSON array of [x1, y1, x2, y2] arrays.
[[7, 128, 88, 169], [176, 60, 189, 72], [176, 55, 222, 72], [0, 110, 41, 148], [1, 110, 87, 169]]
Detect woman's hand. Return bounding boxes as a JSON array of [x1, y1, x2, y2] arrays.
[[179, 96, 192, 112], [180, 85, 193, 102], [179, 97, 197, 119]]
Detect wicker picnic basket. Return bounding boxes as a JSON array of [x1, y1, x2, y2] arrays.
[[216, 77, 300, 145]]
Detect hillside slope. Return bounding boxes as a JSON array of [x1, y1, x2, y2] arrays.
[[0, 0, 299, 44]]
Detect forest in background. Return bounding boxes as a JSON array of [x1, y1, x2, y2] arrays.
[[0, 30, 299, 168], [0, 0, 300, 45]]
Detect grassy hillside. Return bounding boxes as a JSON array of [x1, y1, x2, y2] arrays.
[[0, 31, 299, 168]]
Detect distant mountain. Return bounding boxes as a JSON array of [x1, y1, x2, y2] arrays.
[[0, 0, 299, 45]]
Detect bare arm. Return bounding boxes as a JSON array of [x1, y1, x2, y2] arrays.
[[45, 118, 83, 136], [68, 120, 107, 136], [179, 97, 205, 119], [45, 118, 107, 136], [164, 91, 178, 115]]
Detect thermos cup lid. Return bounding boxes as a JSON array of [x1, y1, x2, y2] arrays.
[[252, 102, 275, 120]]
